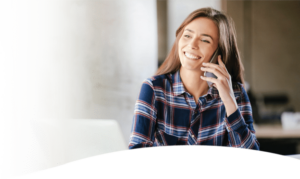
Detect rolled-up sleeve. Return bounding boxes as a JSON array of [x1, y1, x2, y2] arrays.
[[128, 79, 157, 149], [224, 85, 260, 150]]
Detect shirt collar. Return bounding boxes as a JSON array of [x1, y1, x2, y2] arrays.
[[171, 70, 218, 99], [172, 70, 186, 96], [206, 85, 219, 100]]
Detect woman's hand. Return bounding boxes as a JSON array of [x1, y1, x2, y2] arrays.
[[200, 55, 238, 117]]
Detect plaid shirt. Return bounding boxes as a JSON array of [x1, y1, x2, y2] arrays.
[[129, 70, 260, 150]]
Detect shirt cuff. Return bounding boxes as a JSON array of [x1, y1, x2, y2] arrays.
[[224, 109, 247, 132]]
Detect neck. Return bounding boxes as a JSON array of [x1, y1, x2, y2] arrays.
[[179, 67, 209, 102]]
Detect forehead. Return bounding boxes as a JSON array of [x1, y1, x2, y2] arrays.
[[184, 17, 219, 38]]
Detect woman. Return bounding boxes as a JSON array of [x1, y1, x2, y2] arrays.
[[128, 7, 260, 150]]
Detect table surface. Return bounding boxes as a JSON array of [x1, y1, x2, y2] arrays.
[[254, 124, 300, 138], [287, 154, 300, 159]]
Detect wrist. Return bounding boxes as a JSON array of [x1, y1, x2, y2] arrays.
[[223, 97, 238, 117]]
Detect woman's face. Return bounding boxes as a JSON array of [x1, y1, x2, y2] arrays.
[[178, 17, 219, 72]]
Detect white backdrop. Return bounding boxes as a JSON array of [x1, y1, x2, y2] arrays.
[[12, 0, 222, 174], [13, 0, 157, 174]]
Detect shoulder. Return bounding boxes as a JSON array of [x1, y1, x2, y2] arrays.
[[232, 82, 250, 102], [232, 82, 244, 92], [138, 74, 170, 101], [142, 73, 171, 88]]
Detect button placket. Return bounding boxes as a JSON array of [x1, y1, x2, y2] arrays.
[[194, 102, 200, 116], [193, 101, 202, 143], [194, 110, 198, 115]]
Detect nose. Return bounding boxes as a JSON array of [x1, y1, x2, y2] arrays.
[[188, 38, 198, 50]]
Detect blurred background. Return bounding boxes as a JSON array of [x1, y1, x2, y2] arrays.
[[0, 0, 299, 178], [159, 0, 300, 157], [222, 0, 300, 158]]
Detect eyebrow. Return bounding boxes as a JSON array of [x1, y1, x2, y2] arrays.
[[184, 29, 214, 40]]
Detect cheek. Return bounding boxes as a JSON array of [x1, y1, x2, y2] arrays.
[[178, 43, 183, 57], [178, 40, 185, 54], [178, 40, 182, 51]]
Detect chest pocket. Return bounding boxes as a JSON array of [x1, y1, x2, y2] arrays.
[[155, 130, 179, 146]]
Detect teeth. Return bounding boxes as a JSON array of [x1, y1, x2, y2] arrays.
[[184, 52, 200, 59]]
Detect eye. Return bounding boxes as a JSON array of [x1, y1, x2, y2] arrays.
[[184, 35, 191, 38], [201, 39, 210, 43]]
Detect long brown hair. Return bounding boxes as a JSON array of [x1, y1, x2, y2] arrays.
[[155, 7, 245, 85]]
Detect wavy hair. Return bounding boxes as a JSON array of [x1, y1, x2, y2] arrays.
[[155, 7, 244, 85]]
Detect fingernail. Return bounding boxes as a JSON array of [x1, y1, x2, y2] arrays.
[[203, 62, 206, 65], [200, 76, 203, 79]]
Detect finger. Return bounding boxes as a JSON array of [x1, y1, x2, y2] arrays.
[[201, 65, 229, 79], [202, 61, 227, 75], [217, 55, 225, 67], [212, 83, 217, 89], [201, 66, 227, 79], [217, 56, 228, 73], [200, 75, 218, 84]]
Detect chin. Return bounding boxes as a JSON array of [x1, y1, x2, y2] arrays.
[[181, 64, 201, 71]]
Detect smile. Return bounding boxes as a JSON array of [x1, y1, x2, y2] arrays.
[[184, 52, 201, 60]]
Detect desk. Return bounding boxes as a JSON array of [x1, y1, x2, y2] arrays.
[[254, 124, 300, 154], [255, 124, 300, 138], [288, 154, 300, 159]]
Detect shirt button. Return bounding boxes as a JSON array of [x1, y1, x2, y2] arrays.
[[192, 135, 195, 138]]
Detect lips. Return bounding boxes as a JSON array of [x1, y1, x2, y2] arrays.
[[184, 51, 201, 60]]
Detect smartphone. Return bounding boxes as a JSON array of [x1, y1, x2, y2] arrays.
[[204, 48, 219, 87]]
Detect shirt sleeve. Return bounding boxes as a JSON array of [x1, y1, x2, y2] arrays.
[[128, 79, 157, 149], [224, 84, 260, 150]]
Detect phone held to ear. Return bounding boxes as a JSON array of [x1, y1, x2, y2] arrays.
[[204, 48, 219, 87]]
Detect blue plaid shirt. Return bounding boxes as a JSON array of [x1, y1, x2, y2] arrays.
[[129, 70, 260, 150]]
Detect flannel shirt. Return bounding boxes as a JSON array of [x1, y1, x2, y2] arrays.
[[129, 70, 260, 150]]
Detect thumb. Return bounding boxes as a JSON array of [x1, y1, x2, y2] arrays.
[[212, 83, 217, 89]]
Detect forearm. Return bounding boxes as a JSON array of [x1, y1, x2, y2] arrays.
[[223, 95, 238, 117], [129, 138, 154, 149], [225, 109, 260, 150], [128, 79, 157, 149]]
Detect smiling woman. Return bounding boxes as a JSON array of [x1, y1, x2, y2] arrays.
[[128, 7, 260, 150]]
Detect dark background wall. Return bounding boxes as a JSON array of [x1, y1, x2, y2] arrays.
[[226, 1, 300, 112]]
